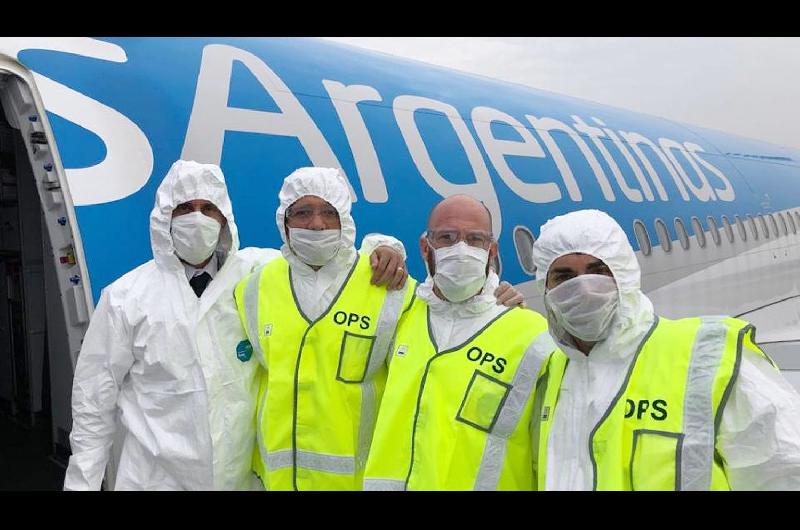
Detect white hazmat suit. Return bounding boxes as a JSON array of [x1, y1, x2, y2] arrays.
[[64, 160, 280, 490], [416, 272, 506, 351], [275, 167, 405, 321], [532, 209, 800, 490]]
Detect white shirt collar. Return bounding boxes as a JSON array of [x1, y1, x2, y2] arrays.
[[183, 253, 219, 281]]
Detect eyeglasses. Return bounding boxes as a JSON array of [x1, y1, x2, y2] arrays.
[[427, 229, 493, 249], [173, 202, 221, 216], [286, 205, 340, 222]]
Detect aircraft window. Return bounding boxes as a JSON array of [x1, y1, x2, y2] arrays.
[[655, 218, 671, 252], [691, 216, 706, 248], [758, 215, 770, 239], [513, 225, 536, 275], [734, 215, 747, 241], [778, 213, 789, 236], [674, 218, 690, 250], [633, 220, 652, 257], [768, 213, 780, 238], [706, 216, 721, 246], [721, 216, 735, 243], [746, 215, 759, 240], [787, 211, 797, 235]]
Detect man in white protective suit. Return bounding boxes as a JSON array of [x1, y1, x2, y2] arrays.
[[530, 209, 800, 490], [63, 160, 408, 490]]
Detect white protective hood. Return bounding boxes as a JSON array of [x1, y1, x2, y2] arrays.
[[65, 159, 274, 491], [151, 159, 237, 270], [275, 167, 356, 262], [531, 215, 800, 492], [532, 209, 655, 357]]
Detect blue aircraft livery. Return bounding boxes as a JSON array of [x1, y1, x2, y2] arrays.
[[5, 36, 800, 470], [3, 37, 800, 302]]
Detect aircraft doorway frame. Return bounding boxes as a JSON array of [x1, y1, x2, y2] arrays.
[[0, 54, 93, 468]]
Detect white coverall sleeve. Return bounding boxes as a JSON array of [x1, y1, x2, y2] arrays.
[[359, 233, 406, 261], [63, 289, 135, 491], [236, 246, 282, 271], [717, 347, 800, 490]]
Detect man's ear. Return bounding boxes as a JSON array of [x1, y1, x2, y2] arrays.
[[419, 234, 429, 261], [488, 241, 499, 273], [420, 234, 435, 276], [489, 241, 498, 260]]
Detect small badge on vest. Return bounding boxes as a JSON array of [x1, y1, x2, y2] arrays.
[[541, 405, 551, 422], [263, 323, 273, 337], [395, 345, 408, 357], [236, 340, 253, 362]]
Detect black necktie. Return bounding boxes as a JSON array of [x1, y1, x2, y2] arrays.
[[189, 271, 212, 297]]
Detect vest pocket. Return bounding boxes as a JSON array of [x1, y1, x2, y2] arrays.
[[629, 429, 684, 490], [336, 331, 376, 383], [455, 369, 512, 433]]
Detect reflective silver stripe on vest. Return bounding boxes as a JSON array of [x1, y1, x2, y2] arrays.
[[297, 450, 355, 475], [366, 286, 407, 379], [256, 384, 270, 476], [680, 316, 729, 491], [266, 449, 293, 470], [363, 478, 406, 491], [473, 331, 555, 491], [356, 286, 407, 470], [357, 380, 377, 470], [267, 449, 356, 476], [244, 269, 268, 368]]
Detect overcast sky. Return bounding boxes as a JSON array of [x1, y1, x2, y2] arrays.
[[324, 37, 800, 152]]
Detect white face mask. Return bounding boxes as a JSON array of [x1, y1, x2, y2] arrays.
[[544, 274, 619, 343], [289, 227, 342, 266], [428, 241, 489, 303], [171, 211, 222, 266]]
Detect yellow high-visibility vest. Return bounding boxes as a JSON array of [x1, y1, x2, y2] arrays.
[[234, 253, 416, 490], [364, 296, 555, 490], [533, 316, 774, 490]]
